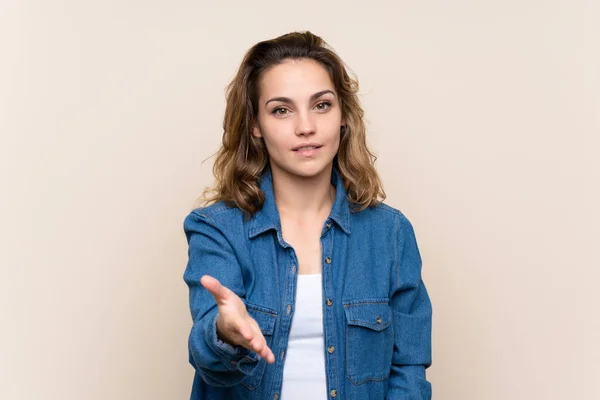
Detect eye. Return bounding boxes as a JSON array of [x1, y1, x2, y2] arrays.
[[315, 101, 332, 111], [271, 107, 289, 116]]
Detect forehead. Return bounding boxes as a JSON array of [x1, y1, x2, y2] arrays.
[[258, 58, 335, 99]]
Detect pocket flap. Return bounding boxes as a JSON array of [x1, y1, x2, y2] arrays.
[[246, 303, 277, 335], [343, 300, 392, 331]]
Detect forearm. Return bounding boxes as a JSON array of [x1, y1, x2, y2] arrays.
[[387, 213, 433, 399], [184, 211, 259, 387], [188, 309, 260, 387], [387, 364, 431, 400]]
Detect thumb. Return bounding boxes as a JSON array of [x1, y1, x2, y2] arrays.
[[200, 275, 230, 304]]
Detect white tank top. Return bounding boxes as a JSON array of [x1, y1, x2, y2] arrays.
[[281, 273, 327, 399]]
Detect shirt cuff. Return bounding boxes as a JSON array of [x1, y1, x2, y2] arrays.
[[205, 313, 261, 374]]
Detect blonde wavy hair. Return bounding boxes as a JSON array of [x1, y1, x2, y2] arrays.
[[199, 31, 386, 217]]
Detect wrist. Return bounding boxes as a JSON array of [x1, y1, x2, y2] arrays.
[[216, 314, 235, 347]]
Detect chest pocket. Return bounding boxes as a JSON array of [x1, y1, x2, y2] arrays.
[[344, 299, 394, 385], [240, 303, 278, 391]]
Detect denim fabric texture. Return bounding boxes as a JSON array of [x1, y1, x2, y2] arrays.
[[183, 166, 432, 399]]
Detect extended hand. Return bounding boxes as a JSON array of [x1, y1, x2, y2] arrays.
[[200, 275, 276, 364]]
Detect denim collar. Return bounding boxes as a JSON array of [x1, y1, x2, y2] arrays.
[[248, 166, 351, 239]]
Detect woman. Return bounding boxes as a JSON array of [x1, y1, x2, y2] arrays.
[[183, 31, 432, 399]]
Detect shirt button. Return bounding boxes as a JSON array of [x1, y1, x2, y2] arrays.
[[330, 389, 337, 397], [376, 315, 383, 324], [327, 346, 335, 354], [325, 257, 331, 264], [286, 304, 292, 314], [291, 265, 296, 274], [326, 298, 333, 306], [273, 394, 279, 400], [281, 350, 285, 360], [326, 222, 332, 229]]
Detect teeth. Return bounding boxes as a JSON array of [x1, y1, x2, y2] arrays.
[[297, 146, 317, 151]]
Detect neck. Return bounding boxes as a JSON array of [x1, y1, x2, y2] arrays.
[[270, 164, 336, 220]]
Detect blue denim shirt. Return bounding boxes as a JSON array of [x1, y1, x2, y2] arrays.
[[183, 166, 432, 399]]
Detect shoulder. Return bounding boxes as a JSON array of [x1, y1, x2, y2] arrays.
[[183, 201, 246, 233], [353, 200, 409, 225], [371, 201, 402, 217], [350, 201, 417, 240]]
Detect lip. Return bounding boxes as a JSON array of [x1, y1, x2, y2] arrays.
[[293, 146, 322, 157], [292, 143, 323, 151]]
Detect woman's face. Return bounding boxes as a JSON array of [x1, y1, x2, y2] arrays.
[[253, 58, 343, 180]]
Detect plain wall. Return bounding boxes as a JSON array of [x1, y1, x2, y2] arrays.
[[1, 1, 598, 399]]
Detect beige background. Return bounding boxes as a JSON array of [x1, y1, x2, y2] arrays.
[[1, 1, 599, 399]]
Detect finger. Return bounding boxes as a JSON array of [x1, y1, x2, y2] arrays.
[[253, 335, 274, 364], [268, 349, 275, 364], [247, 324, 270, 358], [259, 345, 271, 362], [237, 321, 254, 343], [264, 347, 275, 364], [249, 334, 265, 355], [244, 319, 275, 364], [200, 275, 230, 304]]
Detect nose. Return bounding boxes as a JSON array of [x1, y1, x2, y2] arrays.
[[295, 110, 316, 136]]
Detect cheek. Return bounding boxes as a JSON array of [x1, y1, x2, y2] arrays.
[[322, 110, 343, 135], [325, 122, 342, 144], [265, 137, 288, 154], [331, 136, 341, 154], [260, 126, 290, 154], [260, 117, 292, 141]]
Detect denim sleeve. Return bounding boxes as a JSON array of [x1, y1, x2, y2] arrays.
[[183, 210, 260, 387], [387, 213, 433, 400]]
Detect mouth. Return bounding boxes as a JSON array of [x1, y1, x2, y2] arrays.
[[293, 143, 323, 151], [293, 144, 323, 157]]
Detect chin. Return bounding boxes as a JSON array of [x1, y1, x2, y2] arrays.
[[283, 162, 333, 179]]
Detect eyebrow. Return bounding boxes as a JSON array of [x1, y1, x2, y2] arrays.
[[265, 89, 335, 107]]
